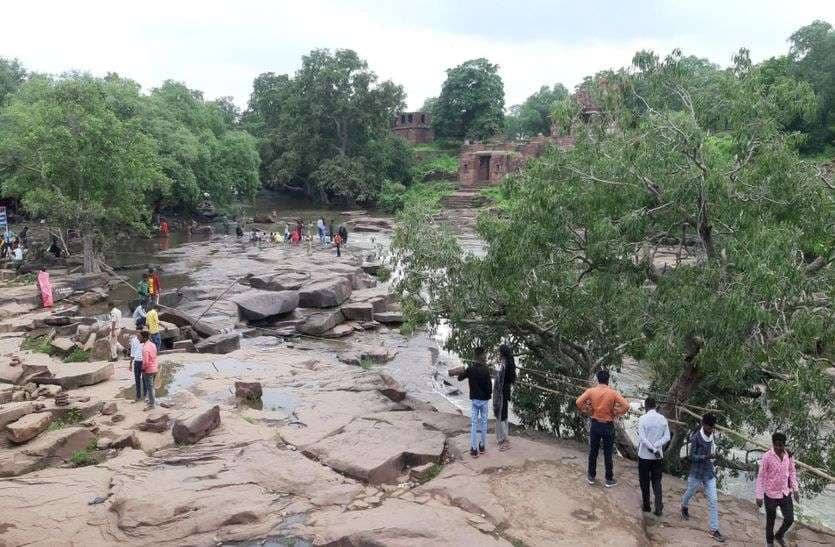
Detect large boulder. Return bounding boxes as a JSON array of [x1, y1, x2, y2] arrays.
[[0, 401, 37, 429], [6, 412, 52, 443], [249, 271, 309, 292], [340, 302, 375, 322], [378, 373, 407, 402], [233, 290, 299, 321], [49, 337, 75, 357], [298, 277, 352, 308], [172, 405, 221, 445], [0, 427, 95, 477], [194, 332, 240, 354], [297, 309, 344, 336], [38, 362, 114, 390], [374, 311, 404, 324]]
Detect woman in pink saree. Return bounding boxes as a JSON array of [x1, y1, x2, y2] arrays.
[[37, 268, 53, 308]]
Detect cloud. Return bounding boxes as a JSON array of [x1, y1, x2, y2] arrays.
[[1, 0, 832, 110]]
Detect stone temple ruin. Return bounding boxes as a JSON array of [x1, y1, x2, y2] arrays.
[[442, 88, 601, 208], [392, 111, 434, 145]]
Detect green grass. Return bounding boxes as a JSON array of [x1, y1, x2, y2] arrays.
[[422, 463, 443, 482], [375, 264, 392, 282], [21, 335, 52, 354], [378, 180, 456, 213], [48, 408, 84, 430], [410, 154, 459, 182], [411, 140, 462, 154], [70, 450, 96, 467], [63, 349, 90, 363], [359, 357, 374, 370]]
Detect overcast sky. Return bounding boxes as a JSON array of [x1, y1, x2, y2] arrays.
[[2, 1, 834, 111]]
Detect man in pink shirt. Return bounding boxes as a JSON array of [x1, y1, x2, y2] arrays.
[[755, 432, 799, 547], [140, 331, 159, 410]]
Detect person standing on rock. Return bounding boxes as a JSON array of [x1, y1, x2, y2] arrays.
[[128, 331, 144, 402], [108, 301, 123, 361], [492, 344, 516, 451], [146, 304, 162, 351], [151, 268, 162, 305], [575, 369, 629, 488], [458, 347, 492, 458], [132, 302, 147, 329], [137, 273, 150, 306], [140, 330, 158, 410], [680, 413, 725, 543], [756, 432, 798, 547], [333, 232, 343, 258], [638, 397, 670, 516], [317, 217, 326, 243], [338, 224, 348, 246]]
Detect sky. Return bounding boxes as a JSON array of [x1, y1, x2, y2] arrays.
[[1, 0, 834, 111]]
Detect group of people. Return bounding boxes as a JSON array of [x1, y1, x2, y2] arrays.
[[458, 350, 800, 547], [575, 369, 798, 546], [236, 218, 349, 257], [1, 227, 28, 270], [127, 268, 164, 409]]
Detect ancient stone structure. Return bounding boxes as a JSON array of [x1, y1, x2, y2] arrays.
[[392, 111, 434, 144]]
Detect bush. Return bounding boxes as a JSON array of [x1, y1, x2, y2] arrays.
[[63, 349, 90, 363], [378, 181, 456, 213], [410, 155, 458, 182]]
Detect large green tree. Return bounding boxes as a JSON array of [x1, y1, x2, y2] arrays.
[[433, 58, 505, 140], [504, 84, 568, 140], [245, 49, 408, 204], [0, 57, 26, 106], [0, 74, 166, 271], [391, 49, 834, 489], [787, 20, 835, 152]]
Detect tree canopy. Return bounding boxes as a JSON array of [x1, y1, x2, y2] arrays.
[[244, 48, 410, 204], [391, 48, 834, 489], [0, 58, 26, 106], [432, 58, 505, 140], [504, 84, 568, 140]]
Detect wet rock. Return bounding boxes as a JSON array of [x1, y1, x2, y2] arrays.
[[39, 362, 114, 389], [172, 405, 220, 444], [0, 401, 37, 428], [298, 277, 352, 308], [374, 311, 404, 324], [321, 324, 354, 338], [159, 308, 219, 338], [338, 346, 397, 366], [340, 302, 375, 322], [303, 415, 445, 484], [194, 332, 240, 354], [235, 381, 263, 400], [101, 401, 118, 416], [0, 427, 95, 477], [378, 373, 407, 402], [233, 289, 299, 320], [297, 309, 344, 336]]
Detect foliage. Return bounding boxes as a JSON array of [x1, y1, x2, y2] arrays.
[[244, 49, 408, 203], [0, 57, 26, 106], [504, 84, 569, 140], [21, 335, 52, 354], [70, 449, 97, 467], [63, 348, 90, 363], [390, 48, 835, 491], [433, 58, 505, 140], [410, 154, 458, 182], [49, 408, 84, 430], [377, 180, 455, 213]]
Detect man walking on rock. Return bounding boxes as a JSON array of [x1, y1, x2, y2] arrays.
[[457, 347, 492, 458], [638, 397, 670, 515], [756, 432, 798, 547], [680, 413, 725, 543], [575, 370, 629, 487]]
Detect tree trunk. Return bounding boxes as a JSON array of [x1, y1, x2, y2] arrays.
[[82, 233, 99, 274], [658, 334, 704, 473]]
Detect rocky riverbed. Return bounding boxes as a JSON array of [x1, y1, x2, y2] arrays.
[[1, 217, 834, 546]]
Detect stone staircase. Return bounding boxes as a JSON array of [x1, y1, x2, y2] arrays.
[[440, 191, 488, 209]]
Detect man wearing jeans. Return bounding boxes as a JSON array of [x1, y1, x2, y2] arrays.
[[681, 413, 725, 543], [457, 347, 492, 459], [755, 432, 798, 547], [140, 330, 158, 410], [575, 370, 629, 487]]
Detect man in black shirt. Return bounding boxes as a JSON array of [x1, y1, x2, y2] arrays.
[[458, 347, 492, 458]]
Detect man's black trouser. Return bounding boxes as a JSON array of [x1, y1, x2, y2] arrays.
[[588, 419, 615, 481], [765, 494, 794, 544], [638, 457, 663, 510]]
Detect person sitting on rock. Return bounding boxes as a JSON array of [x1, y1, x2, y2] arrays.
[[457, 347, 492, 458], [133, 302, 147, 329]]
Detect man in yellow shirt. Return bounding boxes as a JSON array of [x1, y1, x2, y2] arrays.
[[145, 304, 161, 350]]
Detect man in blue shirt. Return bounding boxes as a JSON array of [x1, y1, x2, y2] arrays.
[[637, 397, 670, 516], [681, 413, 725, 543]]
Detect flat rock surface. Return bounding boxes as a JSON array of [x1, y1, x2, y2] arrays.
[[39, 361, 114, 389]]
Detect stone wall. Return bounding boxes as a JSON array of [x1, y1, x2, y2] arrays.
[[392, 111, 434, 144]]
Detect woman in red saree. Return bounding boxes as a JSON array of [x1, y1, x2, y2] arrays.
[[36, 268, 53, 308]]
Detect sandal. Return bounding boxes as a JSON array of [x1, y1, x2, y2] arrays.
[[500, 442, 511, 451]]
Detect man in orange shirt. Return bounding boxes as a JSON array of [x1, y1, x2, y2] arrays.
[[576, 370, 630, 487]]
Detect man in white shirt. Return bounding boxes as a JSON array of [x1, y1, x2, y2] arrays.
[[128, 332, 144, 401], [108, 302, 123, 361], [132, 303, 147, 329], [638, 397, 670, 516]]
